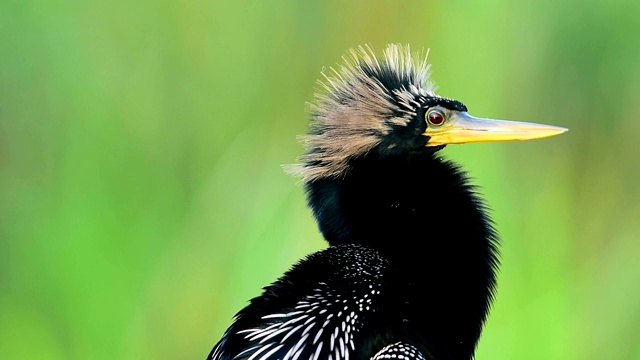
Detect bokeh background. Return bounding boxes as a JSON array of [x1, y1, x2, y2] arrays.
[[2, 1, 640, 359]]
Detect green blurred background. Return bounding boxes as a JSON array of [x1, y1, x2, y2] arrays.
[[2, 0, 640, 359]]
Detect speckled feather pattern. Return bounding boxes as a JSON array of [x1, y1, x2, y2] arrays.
[[208, 245, 405, 360], [371, 343, 431, 360]]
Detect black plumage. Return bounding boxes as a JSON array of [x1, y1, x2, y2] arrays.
[[207, 44, 566, 360]]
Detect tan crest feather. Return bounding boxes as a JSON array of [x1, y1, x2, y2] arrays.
[[285, 44, 436, 182]]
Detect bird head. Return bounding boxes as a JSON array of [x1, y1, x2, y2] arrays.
[[288, 44, 567, 182]]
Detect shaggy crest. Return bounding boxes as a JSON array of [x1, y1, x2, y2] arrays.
[[286, 44, 437, 182]]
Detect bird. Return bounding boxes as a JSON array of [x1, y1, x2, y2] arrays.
[[206, 44, 567, 360]]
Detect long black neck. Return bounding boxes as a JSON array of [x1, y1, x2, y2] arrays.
[[305, 150, 499, 359]]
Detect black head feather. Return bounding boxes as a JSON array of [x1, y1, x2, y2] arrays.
[[287, 44, 470, 182]]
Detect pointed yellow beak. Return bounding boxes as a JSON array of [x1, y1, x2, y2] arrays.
[[424, 111, 568, 146]]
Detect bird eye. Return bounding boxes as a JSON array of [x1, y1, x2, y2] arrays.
[[426, 109, 446, 126]]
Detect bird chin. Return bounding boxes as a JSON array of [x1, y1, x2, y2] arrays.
[[419, 144, 446, 153]]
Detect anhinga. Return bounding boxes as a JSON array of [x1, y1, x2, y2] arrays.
[[207, 44, 567, 360]]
